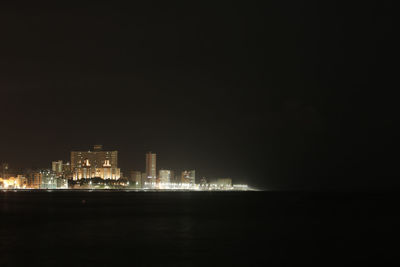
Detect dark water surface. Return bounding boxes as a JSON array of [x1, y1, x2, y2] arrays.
[[1, 191, 399, 266]]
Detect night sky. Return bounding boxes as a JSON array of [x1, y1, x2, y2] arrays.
[[1, 1, 397, 189]]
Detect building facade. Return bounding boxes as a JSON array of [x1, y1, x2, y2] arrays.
[[52, 160, 63, 173], [159, 169, 172, 184], [210, 178, 233, 188], [130, 171, 142, 187], [145, 152, 157, 181], [141, 172, 148, 187], [40, 170, 57, 189], [32, 172, 42, 189], [71, 145, 120, 180], [181, 170, 196, 184]]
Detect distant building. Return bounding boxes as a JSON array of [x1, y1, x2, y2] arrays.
[[62, 162, 72, 179], [52, 160, 63, 173], [16, 175, 27, 188], [71, 145, 120, 180], [210, 178, 232, 188], [71, 145, 118, 169], [52, 160, 71, 180], [142, 172, 150, 188], [159, 170, 172, 184], [199, 177, 207, 185], [33, 172, 42, 189], [233, 184, 248, 190], [62, 162, 70, 172], [25, 170, 36, 188], [173, 175, 180, 184], [56, 177, 68, 189], [181, 170, 195, 184], [29, 170, 69, 189], [146, 152, 157, 182], [130, 171, 142, 187], [0, 175, 27, 189], [40, 170, 57, 189]]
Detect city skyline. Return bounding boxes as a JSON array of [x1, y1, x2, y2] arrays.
[[0, 145, 230, 183], [1, 142, 247, 184], [0, 144, 240, 190], [0, 2, 397, 266], [1, 1, 397, 191]]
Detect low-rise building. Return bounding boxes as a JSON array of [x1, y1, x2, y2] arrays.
[[159, 169, 172, 184], [130, 171, 142, 187], [181, 170, 195, 184]]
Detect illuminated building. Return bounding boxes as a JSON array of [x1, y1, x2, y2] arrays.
[[159, 169, 172, 184], [0, 178, 7, 189], [52, 160, 63, 173], [199, 177, 207, 185], [32, 172, 42, 189], [233, 184, 248, 190], [27, 170, 68, 189], [62, 162, 72, 179], [130, 171, 142, 187], [0, 164, 29, 189], [25, 170, 55, 189], [146, 152, 157, 182], [40, 170, 57, 189], [16, 175, 27, 188], [71, 145, 118, 169], [217, 178, 232, 186], [181, 170, 195, 184], [173, 175, 180, 183], [0, 175, 27, 189], [52, 161, 72, 179], [71, 145, 120, 180], [141, 172, 147, 187], [56, 177, 68, 189], [25, 170, 35, 188], [210, 178, 233, 189], [62, 162, 71, 172]]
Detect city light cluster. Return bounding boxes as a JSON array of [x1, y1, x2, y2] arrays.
[[0, 145, 251, 191]]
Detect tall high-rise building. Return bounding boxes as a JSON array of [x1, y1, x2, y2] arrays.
[[71, 145, 120, 180], [146, 152, 157, 180], [181, 170, 196, 184]]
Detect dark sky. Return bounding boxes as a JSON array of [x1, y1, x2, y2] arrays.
[[0, 1, 397, 189]]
